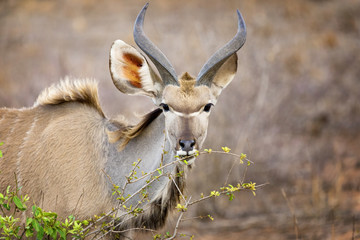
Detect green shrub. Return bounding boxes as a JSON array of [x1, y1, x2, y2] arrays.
[[0, 144, 258, 239]]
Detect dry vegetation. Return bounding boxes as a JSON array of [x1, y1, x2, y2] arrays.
[[0, 0, 359, 239]]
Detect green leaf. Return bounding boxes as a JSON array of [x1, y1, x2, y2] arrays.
[[43, 211, 57, 218], [26, 218, 33, 227], [221, 146, 231, 153], [3, 203, 10, 211], [32, 219, 41, 232], [25, 229, 34, 238], [45, 227, 53, 236], [229, 193, 234, 201], [36, 225, 44, 240], [57, 228, 66, 239], [204, 148, 212, 153], [50, 228, 58, 239], [157, 169, 162, 175], [13, 196, 26, 211]]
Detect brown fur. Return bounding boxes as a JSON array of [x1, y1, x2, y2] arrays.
[[107, 108, 163, 150], [0, 79, 186, 240], [122, 53, 144, 88], [0, 101, 113, 220], [35, 78, 105, 117], [0, 38, 239, 239], [179, 72, 196, 94], [0, 79, 164, 223], [163, 82, 211, 113]]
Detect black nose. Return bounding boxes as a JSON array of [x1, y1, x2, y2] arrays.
[[179, 140, 196, 153]]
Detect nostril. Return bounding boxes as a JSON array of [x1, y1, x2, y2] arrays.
[[179, 139, 196, 152]]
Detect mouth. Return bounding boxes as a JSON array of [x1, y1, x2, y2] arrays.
[[176, 150, 197, 165]]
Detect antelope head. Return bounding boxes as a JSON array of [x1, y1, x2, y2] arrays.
[[109, 3, 246, 164]]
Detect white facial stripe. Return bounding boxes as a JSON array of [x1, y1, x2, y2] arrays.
[[173, 110, 201, 118], [177, 149, 197, 156], [177, 150, 187, 156], [176, 150, 197, 165], [163, 100, 215, 117]]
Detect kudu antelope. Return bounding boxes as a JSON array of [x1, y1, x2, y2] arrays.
[[0, 3, 246, 237]]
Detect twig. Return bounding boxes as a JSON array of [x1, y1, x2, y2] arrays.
[[81, 148, 256, 239], [241, 162, 249, 185], [181, 215, 212, 222], [224, 158, 237, 186], [170, 174, 187, 202], [111, 227, 157, 234], [352, 215, 356, 240], [83, 174, 164, 239], [72, 189, 84, 216], [165, 197, 192, 240], [122, 158, 142, 193], [202, 150, 254, 164], [281, 188, 300, 240], [189, 183, 267, 207], [13, 173, 18, 215], [127, 154, 193, 184]]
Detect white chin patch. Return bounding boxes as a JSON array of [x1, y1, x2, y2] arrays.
[[177, 150, 197, 165]]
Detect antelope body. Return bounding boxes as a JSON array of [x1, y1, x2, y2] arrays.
[[0, 3, 246, 237]]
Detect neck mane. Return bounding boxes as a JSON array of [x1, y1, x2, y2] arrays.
[[107, 108, 163, 150], [105, 109, 187, 235]]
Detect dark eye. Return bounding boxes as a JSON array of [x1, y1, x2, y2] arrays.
[[160, 103, 170, 112], [204, 103, 213, 112]]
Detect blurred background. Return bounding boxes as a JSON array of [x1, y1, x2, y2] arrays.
[[0, 0, 359, 239]]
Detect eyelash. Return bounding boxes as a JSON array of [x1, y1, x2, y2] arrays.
[[160, 103, 170, 112], [204, 103, 213, 112], [160, 103, 213, 113]]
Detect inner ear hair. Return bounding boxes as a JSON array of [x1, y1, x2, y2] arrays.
[[212, 53, 238, 89], [122, 52, 144, 88], [109, 40, 159, 97]]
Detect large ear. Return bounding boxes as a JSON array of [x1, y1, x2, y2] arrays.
[[109, 40, 163, 98], [210, 53, 238, 98]]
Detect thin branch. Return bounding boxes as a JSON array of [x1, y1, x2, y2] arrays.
[[224, 158, 237, 186], [188, 183, 267, 207], [181, 215, 212, 222], [281, 188, 300, 240], [127, 155, 193, 184], [122, 158, 142, 193], [165, 197, 192, 240], [169, 174, 187, 202], [202, 151, 254, 164], [72, 189, 84, 216], [83, 174, 165, 239], [111, 227, 157, 234], [81, 148, 257, 239]]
